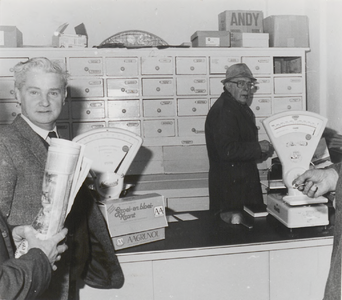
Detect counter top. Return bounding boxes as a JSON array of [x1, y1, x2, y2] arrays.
[[115, 209, 335, 262]]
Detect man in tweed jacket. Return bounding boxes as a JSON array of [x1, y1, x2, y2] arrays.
[[0, 57, 124, 299]]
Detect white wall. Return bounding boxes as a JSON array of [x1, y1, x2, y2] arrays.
[[0, 0, 341, 133]]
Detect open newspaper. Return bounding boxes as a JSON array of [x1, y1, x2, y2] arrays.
[[15, 138, 92, 258]]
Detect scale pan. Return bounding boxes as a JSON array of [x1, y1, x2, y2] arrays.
[[283, 195, 328, 206]]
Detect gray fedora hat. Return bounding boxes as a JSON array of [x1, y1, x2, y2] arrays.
[[221, 63, 257, 84]]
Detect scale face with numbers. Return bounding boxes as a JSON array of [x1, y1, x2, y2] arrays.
[[73, 127, 142, 200], [262, 111, 329, 228]]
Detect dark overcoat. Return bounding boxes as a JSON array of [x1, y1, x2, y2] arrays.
[[0, 115, 124, 300], [205, 90, 264, 213]]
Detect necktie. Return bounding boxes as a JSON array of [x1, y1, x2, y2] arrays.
[[48, 131, 58, 139]]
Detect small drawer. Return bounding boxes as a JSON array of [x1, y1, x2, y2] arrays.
[[142, 78, 174, 96], [68, 57, 103, 76], [250, 97, 272, 116], [143, 119, 175, 138], [242, 57, 272, 74], [108, 100, 140, 119], [273, 97, 303, 113], [176, 57, 207, 74], [105, 57, 139, 76], [176, 77, 208, 96], [178, 117, 206, 136], [143, 99, 175, 117], [141, 57, 173, 75], [69, 79, 104, 98], [209, 77, 223, 95], [108, 120, 141, 136], [177, 98, 209, 116], [72, 121, 106, 137], [209, 56, 241, 74], [107, 78, 140, 98], [0, 58, 28, 76], [0, 79, 15, 99], [254, 77, 272, 94], [274, 77, 303, 94], [71, 100, 105, 119], [0, 102, 21, 122], [56, 122, 71, 140]]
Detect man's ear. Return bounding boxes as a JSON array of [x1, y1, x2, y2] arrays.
[[15, 87, 21, 103]]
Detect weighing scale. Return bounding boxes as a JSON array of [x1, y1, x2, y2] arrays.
[[262, 111, 329, 228], [72, 127, 142, 200]]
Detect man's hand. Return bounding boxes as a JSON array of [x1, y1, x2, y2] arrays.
[[292, 168, 338, 198], [259, 140, 274, 158], [13, 226, 68, 270]]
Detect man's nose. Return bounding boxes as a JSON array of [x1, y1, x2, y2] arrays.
[[39, 94, 51, 106]]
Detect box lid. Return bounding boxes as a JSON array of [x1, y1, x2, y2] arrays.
[[98, 193, 168, 237], [191, 31, 229, 41]]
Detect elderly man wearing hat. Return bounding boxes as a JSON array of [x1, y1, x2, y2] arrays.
[[205, 63, 273, 226]]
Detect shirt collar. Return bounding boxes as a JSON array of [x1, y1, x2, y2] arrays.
[[20, 114, 58, 140]]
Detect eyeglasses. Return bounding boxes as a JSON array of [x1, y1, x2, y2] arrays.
[[229, 80, 256, 90]]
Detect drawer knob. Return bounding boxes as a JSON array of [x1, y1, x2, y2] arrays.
[[287, 86, 292, 90], [190, 66, 195, 71], [157, 129, 162, 133], [84, 67, 89, 72], [190, 87, 195, 91], [11, 112, 17, 117], [156, 87, 161, 92], [256, 106, 260, 110], [192, 107, 197, 112], [155, 66, 160, 71], [85, 88, 90, 93], [120, 67, 125, 71], [10, 90, 14, 95], [287, 105, 292, 110], [121, 88, 125, 92], [192, 128, 196, 132], [255, 66, 260, 70], [86, 110, 91, 114], [122, 109, 126, 113], [9, 68, 14, 73], [157, 108, 161, 113]]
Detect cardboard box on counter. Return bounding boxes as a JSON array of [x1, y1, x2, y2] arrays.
[[98, 192, 168, 239], [52, 22, 88, 48], [263, 15, 309, 47], [112, 227, 165, 250], [0, 26, 22, 47], [232, 33, 269, 48], [191, 31, 230, 47], [218, 10, 264, 32]]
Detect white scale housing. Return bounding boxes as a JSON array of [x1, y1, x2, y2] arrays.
[[262, 111, 329, 228], [73, 128, 142, 200]]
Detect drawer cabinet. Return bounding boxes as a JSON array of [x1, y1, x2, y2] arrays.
[[0, 47, 308, 176], [143, 99, 175, 117], [69, 79, 104, 98], [143, 119, 176, 138], [107, 78, 140, 98], [142, 78, 174, 96], [141, 57, 173, 75], [71, 100, 105, 119], [209, 56, 241, 74], [177, 98, 209, 116], [176, 57, 207, 75], [68, 57, 103, 76], [274, 77, 303, 94], [176, 77, 208, 96], [105, 57, 138, 76], [242, 57, 272, 74], [0, 79, 15, 99], [108, 100, 140, 119], [0, 58, 28, 76]]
